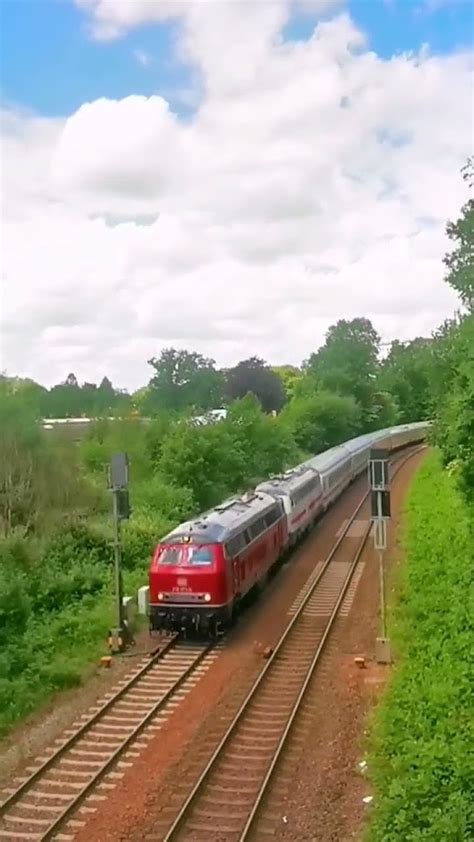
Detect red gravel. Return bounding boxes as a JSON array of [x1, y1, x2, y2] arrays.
[[69, 448, 427, 841]]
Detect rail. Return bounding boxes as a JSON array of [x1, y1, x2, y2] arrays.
[[0, 636, 215, 841]]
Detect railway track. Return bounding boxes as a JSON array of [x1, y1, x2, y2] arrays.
[[0, 636, 218, 841], [162, 446, 424, 842]]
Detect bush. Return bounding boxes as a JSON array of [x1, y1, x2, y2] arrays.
[[280, 390, 361, 456], [132, 474, 195, 521], [367, 453, 473, 841], [122, 512, 176, 569]]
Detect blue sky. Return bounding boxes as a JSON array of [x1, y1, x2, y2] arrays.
[[1, 0, 472, 118]]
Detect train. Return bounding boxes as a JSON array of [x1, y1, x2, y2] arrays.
[[149, 421, 429, 638]]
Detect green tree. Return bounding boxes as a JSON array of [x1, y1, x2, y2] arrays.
[[272, 366, 302, 401], [377, 338, 435, 422], [0, 386, 95, 536], [433, 314, 474, 498], [367, 390, 399, 430], [46, 373, 84, 418], [158, 396, 296, 511], [225, 394, 297, 484], [146, 348, 224, 413], [306, 318, 380, 411], [281, 390, 361, 456], [444, 158, 474, 310], [158, 421, 246, 510], [0, 377, 47, 418]]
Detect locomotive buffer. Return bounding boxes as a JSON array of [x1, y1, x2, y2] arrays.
[[368, 449, 392, 664]]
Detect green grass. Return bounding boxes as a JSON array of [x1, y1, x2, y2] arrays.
[[366, 452, 474, 841]]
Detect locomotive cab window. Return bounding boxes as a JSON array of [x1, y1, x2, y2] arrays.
[[159, 547, 181, 565], [188, 547, 213, 566], [158, 545, 214, 566]]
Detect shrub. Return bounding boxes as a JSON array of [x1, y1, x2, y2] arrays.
[[280, 390, 361, 455]]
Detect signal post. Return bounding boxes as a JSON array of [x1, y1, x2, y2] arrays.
[[368, 448, 392, 664], [108, 452, 132, 653]]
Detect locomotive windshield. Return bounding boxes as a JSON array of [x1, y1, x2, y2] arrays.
[[158, 545, 214, 567]]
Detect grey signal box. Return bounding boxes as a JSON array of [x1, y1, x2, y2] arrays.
[[116, 489, 131, 520], [369, 448, 390, 490], [110, 453, 129, 490]]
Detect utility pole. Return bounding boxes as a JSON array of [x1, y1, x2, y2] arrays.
[[108, 452, 131, 653], [369, 448, 392, 664]]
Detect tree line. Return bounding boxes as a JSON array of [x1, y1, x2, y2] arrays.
[[0, 323, 446, 425]]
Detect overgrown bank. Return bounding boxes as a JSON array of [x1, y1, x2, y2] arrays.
[[367, 453, 473, 841]]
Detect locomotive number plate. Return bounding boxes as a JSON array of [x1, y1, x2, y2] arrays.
[[177, 578, 188, 586]]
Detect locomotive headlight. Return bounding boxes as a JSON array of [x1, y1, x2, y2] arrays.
[[157, 592, 164, 601], [204, 593, 211, 603]]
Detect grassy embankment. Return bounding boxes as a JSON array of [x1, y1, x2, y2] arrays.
[[367, 452, 473, 841]]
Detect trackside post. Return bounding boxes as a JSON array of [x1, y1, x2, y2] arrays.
[[108, 452, 132, 653], [369, 448, 392, 664]]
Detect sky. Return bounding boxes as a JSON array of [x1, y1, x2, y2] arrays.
[[1, 0, 473, 390]]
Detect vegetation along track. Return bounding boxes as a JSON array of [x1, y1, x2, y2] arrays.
[[0, 636, 217, 841], [162, 446, 425, 842]]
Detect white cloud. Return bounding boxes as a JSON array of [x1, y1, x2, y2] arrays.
[[1, 3, 472, 389], [75, 0, 343, 41]]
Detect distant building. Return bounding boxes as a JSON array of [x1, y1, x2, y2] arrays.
[[189, 408, 228, 426]]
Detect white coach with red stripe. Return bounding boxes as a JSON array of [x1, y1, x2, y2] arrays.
[[256, 467, 323, 547]]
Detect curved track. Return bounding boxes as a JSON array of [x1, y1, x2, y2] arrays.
[[163, 447, 423, 842], [0, 636, 215, 841]]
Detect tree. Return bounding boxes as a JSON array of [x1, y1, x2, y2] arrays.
[[46, 373, 83, 418], [147, 348, 224, 413], [306, 318, 380, 410], [0, 377, 47, 418], [43, 375, 129, 418], [64, 373, 78, 388], [0, 385, 94, 535], [434, 314, 474, 498], [444, 158, 474, 310], [281, 390, 361, 456], [225, 394, 297, 483], [225, 357, 286, 413], [377, 338, 435, 423], [158, 395, 296, 511], [367, 390, 399, 430], [158, 421, 246, 511], [272, 366, 302, 401]]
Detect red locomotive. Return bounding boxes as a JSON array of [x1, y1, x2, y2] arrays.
[[149, 491, 287, 637]]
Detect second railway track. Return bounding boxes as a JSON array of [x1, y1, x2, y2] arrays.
[[0, 636, 219, 841], [162, 446, 423, 842]]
